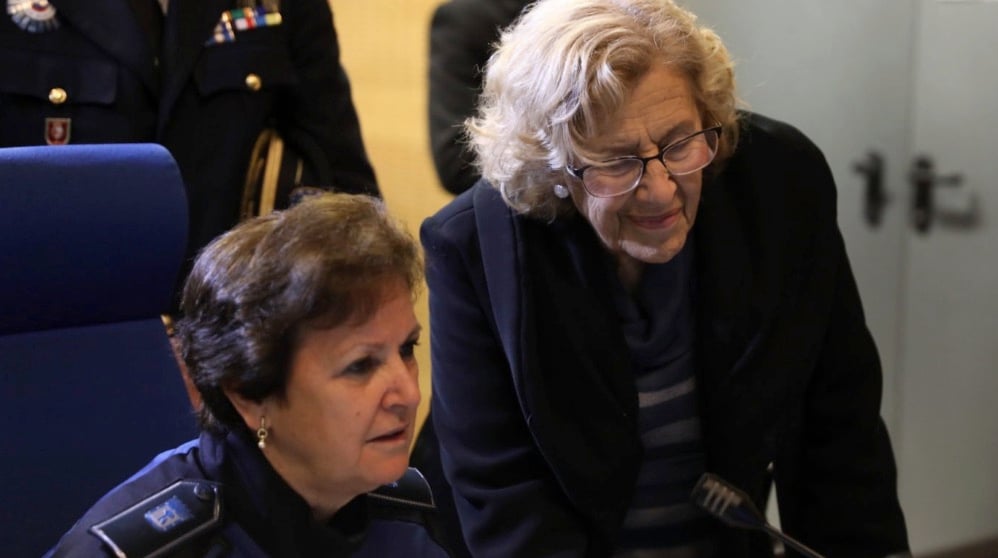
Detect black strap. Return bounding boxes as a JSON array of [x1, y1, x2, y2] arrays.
[[368, 468, 436, 510]]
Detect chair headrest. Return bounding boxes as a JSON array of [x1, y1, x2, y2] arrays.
[[0, 144, 188, 335]]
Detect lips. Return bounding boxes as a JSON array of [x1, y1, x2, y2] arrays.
[[627, 207, 682, 229], [369, 425, 408, 443]]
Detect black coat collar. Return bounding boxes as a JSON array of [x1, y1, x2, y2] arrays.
[[50, 0, 232, 114], [51, 0, 159, 92]]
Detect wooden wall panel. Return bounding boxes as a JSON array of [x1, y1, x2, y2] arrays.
[[330, 0, 451, 434]]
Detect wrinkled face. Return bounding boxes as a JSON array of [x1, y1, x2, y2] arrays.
[[570, 64, 704, 266], [251, 281, 421, 512]]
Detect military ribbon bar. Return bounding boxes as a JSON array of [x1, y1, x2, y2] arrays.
[[205, 5, 282, 45]]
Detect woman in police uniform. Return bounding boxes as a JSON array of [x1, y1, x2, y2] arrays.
[[0, 0, 378, 303], [46, 194, 451, 557]]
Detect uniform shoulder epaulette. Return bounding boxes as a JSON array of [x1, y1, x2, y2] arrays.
[[89, 479, 222, 558], [367, 467, 436, 510]]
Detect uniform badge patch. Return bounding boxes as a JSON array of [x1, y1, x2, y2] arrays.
[[89, 480, 222, 557], [144, 496, 193, 533], [45, 117, 70, 145], [7, 0, 60, 33]]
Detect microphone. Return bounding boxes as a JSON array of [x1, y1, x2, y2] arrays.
[[691, 473, 826, 558]]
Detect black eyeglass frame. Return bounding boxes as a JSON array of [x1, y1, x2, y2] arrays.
[[567, 125, 723, 198]]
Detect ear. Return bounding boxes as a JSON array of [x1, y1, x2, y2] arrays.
[[223, 386, 267, 432]]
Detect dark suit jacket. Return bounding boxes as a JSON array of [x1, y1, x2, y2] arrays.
[[420, 113, 909, 557], [0, 0, 377, 299], [427, 0, 529, 195]]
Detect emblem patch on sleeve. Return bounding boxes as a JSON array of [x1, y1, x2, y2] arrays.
[[90, 480, 222, 558], [144, 496, 193, 533]]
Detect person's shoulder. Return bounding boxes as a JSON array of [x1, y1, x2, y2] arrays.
[[736, 111, 826, 162], [45, 440, 223, 557], [359, 468, 452, 557], [422, 180, 509, 239], [724, 112, 837, 227]]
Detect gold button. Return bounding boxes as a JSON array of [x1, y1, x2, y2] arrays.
[[48, 87, 68, 105], [245, 73, 262, 91]]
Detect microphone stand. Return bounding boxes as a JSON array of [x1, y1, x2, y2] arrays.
[[761, 523, 825, 558], [692, 473, 826, 558]]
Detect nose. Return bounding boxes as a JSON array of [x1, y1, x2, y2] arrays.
[[384, 357, 421, 411], [636, 158, 677, 202]]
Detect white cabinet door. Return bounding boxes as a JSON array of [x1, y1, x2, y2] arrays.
[[898, 0, 998, 551], [689, 0, 998, 552]]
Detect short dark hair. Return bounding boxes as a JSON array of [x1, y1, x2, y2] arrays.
[[176, 194, 423, 433]]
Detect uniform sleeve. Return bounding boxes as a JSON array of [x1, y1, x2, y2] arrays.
[[275, 0, 378, 197], [420, 210, 593, 557]]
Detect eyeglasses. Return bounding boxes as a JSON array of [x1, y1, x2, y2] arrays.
[[568, 125, 722, 198]]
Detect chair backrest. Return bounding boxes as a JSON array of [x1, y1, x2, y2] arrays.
[[0, 144, 199, 556]]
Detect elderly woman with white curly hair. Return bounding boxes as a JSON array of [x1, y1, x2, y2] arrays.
[[414, 0, 910, 556]]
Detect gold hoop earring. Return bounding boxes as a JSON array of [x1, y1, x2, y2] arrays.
[[256, 416, 269, 449]]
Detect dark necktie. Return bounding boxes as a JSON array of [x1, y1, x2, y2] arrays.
[[130, 0, 164, 56]]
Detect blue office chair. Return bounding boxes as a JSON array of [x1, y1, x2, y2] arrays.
[[0, 144, 198, 557]]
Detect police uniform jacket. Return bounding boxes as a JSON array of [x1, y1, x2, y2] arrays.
[[0, 0, 378, 288], [419, 112, 910, 557], [46, 428, 451, 557]]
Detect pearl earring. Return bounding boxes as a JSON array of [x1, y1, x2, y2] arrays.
[[256, 416, 269, 449], [553, 184, 570, 199]]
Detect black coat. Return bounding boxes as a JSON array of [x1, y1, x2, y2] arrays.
[[419, 113, 909, 557], [0, 0, 377, 293]]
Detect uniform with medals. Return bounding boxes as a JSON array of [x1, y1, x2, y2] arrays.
[[44, 429, 452, 557], [0, 0, 378, 300]]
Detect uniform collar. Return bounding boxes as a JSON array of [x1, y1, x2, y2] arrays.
[[206, 428, 369, 557], [50, 0, 160, 93]]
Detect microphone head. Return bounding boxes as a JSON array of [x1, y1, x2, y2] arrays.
[[691, 473, 767, 531]]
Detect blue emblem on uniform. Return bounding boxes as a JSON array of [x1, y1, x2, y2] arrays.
[[7, 0, 60, 33], [143, 496, 193, 533]]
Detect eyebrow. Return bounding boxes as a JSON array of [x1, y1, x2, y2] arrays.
[[348, 323, 421, 353], [594, 119, 698, 156]]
